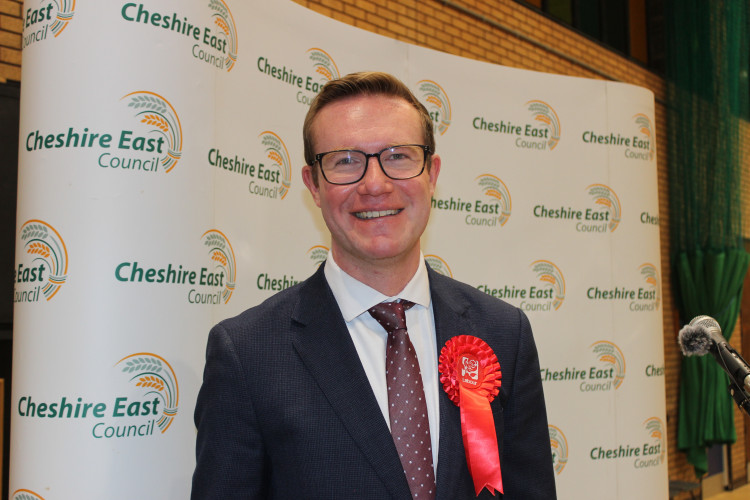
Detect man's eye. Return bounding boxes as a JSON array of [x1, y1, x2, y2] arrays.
[[335, 155, 359, 166], [385, 153, 407, 161]]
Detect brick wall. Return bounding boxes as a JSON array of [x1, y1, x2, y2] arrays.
[[0, 0, 21, 83], [291, 0, 742, 494]]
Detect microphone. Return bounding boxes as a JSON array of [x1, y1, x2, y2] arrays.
[[678, 315, 750, 393]]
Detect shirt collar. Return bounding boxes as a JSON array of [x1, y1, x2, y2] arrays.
[[323, 253, 432, 322]]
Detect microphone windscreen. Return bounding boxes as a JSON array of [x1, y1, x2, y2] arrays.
[[678, 324, 713, 356], [690, 315, 721, 330]]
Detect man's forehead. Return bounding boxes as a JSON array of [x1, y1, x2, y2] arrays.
[[310, 94, 421, 146], [319, 93, 411, 117]]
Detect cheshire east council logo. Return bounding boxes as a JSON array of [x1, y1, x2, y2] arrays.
[[257, 47, 338, 106], [15, 352, 179, 440], [590, 415, 665, 468], [22, 0, 75, 49], [591, 341, 626, 390], [425, 254, 453, 277], [122, 91, 183, 173], [202, 229, 237, 304], [580, 113, 653, 160], [526, 100, 561, 150], [418, 80, 452, 136], [431, 175, 512, 229], [206, 131, 291, 200], [117, 353, 179, 434], [120, 1, 238, 71], [587, 184, 621, 232], [585, 263, 660, 312], [12, 489, 46, 500], [549, 425, 569, 475], [258, 131, 292, 200], [476, 259, 564, 313], [476, 174, 512, 227], [114, 228, 235, 305], [531, 260, 566, 311], [209, 0, 238, 71], [24, 91, 183, 174], [15, 220, 68, 303], [531, 183, 621, 234], [471, 99, 560, 151], [539, 340, 625, 392], [307, 245, 329, 267]]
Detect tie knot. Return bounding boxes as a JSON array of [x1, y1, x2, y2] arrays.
[[368, 300, 414, 334]]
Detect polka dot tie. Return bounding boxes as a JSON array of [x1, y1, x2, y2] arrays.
[[369, 300, 436, 500]]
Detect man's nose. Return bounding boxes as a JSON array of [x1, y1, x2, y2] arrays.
[[358, 156, 392, 193]]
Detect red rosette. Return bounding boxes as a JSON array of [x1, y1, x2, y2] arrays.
[[438, 335, 503, 496]]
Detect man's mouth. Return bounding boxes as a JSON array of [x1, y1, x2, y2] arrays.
[[354, 209, 402, 220]]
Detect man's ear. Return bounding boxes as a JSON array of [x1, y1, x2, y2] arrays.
[[427, 154, 441, 195], [302, 165, 321, 207]]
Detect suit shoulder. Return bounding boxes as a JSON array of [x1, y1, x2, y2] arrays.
[[214, 276, 307, 335]]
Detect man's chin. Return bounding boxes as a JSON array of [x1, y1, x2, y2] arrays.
[[339, 241, 419, 266]]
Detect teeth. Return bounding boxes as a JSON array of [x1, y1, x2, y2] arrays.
[[355, 209, 400, 219]]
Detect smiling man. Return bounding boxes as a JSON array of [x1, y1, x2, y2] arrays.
[[192, 72, 556, 499]]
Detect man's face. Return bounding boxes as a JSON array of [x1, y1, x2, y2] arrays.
[[302, 94, 440, 275]]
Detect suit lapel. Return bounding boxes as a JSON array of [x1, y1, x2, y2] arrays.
[[429, 269, 477, 499], [290, 266, 411, 499]]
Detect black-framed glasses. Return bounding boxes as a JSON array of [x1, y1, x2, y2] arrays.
[[314, 144, 432, 185]]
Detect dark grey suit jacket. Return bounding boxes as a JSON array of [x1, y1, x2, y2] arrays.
[[192, 264, 556, 499]]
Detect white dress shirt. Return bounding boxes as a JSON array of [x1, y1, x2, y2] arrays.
[[323, 253, 440, 471]]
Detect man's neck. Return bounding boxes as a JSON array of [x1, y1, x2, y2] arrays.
[[331, 249, 421, 296]]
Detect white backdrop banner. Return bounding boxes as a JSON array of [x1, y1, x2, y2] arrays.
[[12, 1, 666, 498]]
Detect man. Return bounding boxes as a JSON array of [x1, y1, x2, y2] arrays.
[[192, 72, 556, 499]]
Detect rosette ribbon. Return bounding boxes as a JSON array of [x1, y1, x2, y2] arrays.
[[439, 335, 503, 496]]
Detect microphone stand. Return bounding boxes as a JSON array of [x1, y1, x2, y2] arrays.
[[728, 381, 750, 417], [712, 339, 750, 418]]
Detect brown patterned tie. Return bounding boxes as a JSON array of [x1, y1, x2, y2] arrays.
[[369, 300, 436, 500]]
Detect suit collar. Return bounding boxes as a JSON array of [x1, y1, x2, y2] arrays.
[[427, 268, 476, 498]]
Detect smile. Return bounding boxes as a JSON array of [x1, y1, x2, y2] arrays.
[[354, 209, 402, 220]]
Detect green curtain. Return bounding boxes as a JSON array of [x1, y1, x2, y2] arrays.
[[666, 0, 749, 477], [675, 250, 749, 475]]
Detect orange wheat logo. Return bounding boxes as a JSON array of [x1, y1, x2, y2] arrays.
[[531, 260, 565, 310], [209, 0, 238, 71], [18, 220, 68, 301], [587, 184, 621, 232], [307, 48, 340, 83], [476, 174, 511, 227], [116, 353, 179, 434], [633, 113, 656, 160], [526, 100, 561, 150], [122, 91, 183, 173], [202, 229, 237, 304], [12, 489, 46, 500], [307, 245, 329, 267], [425, 254, 453, 277], [590, 341, 626, 389], [418, 80, 452, 136], [259, 131, 292, 199], [549, 425, 569, 475]]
